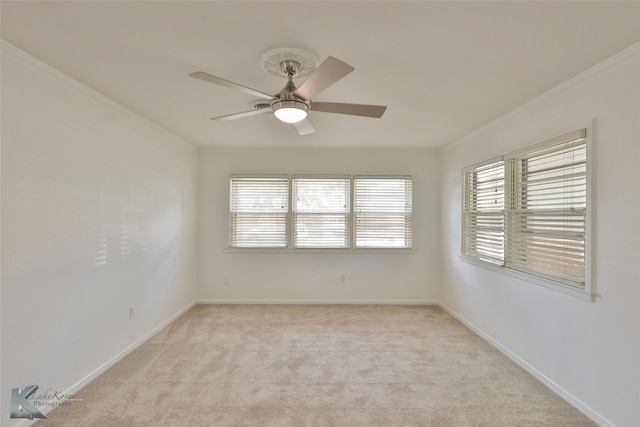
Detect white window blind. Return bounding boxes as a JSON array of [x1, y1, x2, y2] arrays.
[[229, 176, 289, 248], [292, 177, 351, 248], [505, 130, 587, 287], [462, 159, 505, 265], [354, 177, 413, 248]]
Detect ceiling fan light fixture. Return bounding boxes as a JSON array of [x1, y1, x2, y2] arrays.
[[272, 100, 309, 124]]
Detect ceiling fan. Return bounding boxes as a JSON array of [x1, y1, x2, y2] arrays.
[[189, 49, 387, 136]]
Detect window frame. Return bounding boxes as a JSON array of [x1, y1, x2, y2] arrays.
[[461, 157, 505, 265], [228, 174, 290, 249], [354, 175, 413, 249], [505, 129, 588, 288], [292, 175, 352, 249], [227, 174, 414, 252], [460, 128, 593, 301]]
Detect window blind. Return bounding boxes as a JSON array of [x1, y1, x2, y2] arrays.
[[292, 177, 350, 248], [229, 176, 289, 248], [505, 130, 587, 287], [354, 177, 413, 248], [462, 159, 505, 264]]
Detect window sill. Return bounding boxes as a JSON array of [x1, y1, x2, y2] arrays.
[[225, 248, 416, 255], [459, 256, 595, 302]]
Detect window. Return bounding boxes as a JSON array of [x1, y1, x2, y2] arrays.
[[505, 130, 587, 286], [462, 129, 589, 292], [293, 177, 350, 248], [229, 176, 288, 248], [355, 177, 413, 248], [462, 159, 505, 264], [229, 175, 413, 250]]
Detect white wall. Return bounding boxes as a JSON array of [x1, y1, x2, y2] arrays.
[[439, 44, 640, 426], [0, 43, 198, 423], [198, 148, 439, 303]]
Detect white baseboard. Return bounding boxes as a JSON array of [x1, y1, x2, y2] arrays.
[[70, 300, 197, 386], [12, 300, 197, 425], [437, 302, 614, 427], [197, 299, 438, 305]]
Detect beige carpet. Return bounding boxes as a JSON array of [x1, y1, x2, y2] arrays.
[[36, 305, 595, 426]]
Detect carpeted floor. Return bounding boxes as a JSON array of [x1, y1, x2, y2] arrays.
[[36, 304, 596, 426]]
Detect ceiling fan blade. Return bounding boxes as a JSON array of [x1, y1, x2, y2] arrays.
[[190, 71, 275, 100], [293, 56, 354, 100], [211, 108, 272, 121], [294, 118, 316, 136], [311, 102, 387, 118]]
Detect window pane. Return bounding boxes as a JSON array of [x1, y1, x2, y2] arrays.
[[293, 178, 350, 248], [355, 178, 412, 248], [506, 135, 587, 287], [229, 177, 289, 248], [462, 160, 505, 264]]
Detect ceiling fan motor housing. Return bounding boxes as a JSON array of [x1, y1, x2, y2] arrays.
[[270, 64, 310, 123]]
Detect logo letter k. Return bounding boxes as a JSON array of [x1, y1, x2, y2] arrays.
[[10, 385, 47, 419]]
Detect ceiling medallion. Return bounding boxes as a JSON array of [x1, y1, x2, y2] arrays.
[[260, 47, 320, 79]]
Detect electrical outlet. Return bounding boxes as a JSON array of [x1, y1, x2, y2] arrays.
[[129, 305, 136, 319]]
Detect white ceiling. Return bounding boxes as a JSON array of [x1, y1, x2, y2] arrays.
[[2, 1, 640, 149]]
